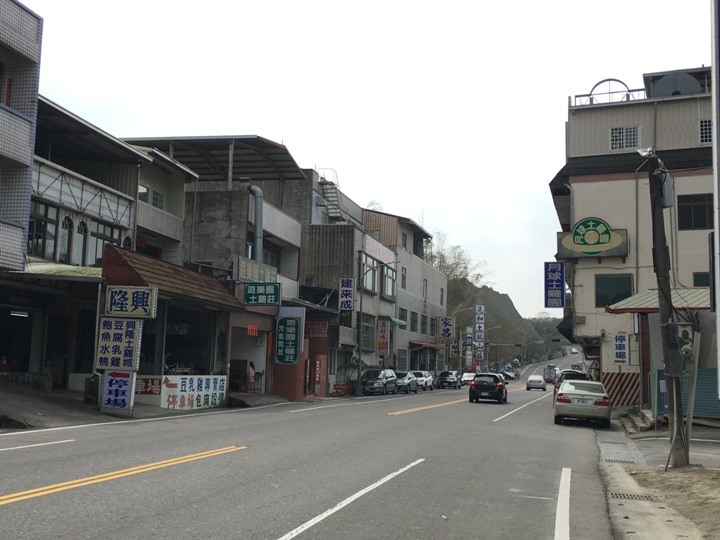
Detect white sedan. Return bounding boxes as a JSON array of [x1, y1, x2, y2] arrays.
[[413, 370, 434, 390], [461, 372, 476, 386]]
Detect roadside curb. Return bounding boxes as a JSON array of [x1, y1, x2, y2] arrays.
[[597, 424, 703, 539]]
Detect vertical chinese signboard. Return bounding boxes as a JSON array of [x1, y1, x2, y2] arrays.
[[544, 262, 565, 308], [439, 317, 454, 343], [339, 278, 354, 310], [277, 317, 300, 364], [614, 332, 629, 364], [376, 319, 390, 357], [95, 317, 143, 370], [102, 370, 134, 410]]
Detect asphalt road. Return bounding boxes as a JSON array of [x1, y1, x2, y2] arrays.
[[1, 361, 613, 539]]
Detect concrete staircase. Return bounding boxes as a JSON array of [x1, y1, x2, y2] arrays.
[[620, 408, 656, 434]]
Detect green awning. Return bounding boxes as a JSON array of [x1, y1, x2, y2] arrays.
[[379, 315, 407, 327]]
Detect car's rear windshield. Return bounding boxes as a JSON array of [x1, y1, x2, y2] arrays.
[[475, 376, 496, 383], [361, 370, 381, 380], [562, 381, 604, 393], [396, 372, 408, 378], [528, 375, 543, 380], [412, 372, 424, 377], [439, 371, 453, 376]]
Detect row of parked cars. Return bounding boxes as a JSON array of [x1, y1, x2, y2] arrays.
[[359, 369, 436, 395]]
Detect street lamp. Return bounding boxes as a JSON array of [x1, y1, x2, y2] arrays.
[[355, 259, 398, 396]]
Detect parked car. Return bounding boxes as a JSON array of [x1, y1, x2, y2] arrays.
[[553, 369, 590, 396], [526, 374, 547, 391], [396, 371, 419, 393], [501, 370, 516, 381], [469, 373, 507, 404], [437, 370, 461, 389], [360, 369, 397, 395], [461, 372, 476, 386], [553, 380, 611, 427], [413, 370, 434, 390]]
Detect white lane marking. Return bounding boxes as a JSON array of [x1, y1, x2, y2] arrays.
[[493, 393, 552, 422], [276, 459, 425, 540], [555, 468, 571, 540], [289, 392, 450, 413], [0, 439, 75, 452], [521, 495, 555, 500]]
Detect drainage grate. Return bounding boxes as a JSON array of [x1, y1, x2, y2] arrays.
[[599, 441, 627, 445], [610, 492, 655, 501], [605, 459, 636, 464]]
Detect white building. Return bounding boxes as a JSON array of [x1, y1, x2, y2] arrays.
[[550, 67, 713, 407]]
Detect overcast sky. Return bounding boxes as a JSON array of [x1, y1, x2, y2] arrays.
[[20, 0, 712, 318]]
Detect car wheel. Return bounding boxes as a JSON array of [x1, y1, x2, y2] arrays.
[[413, 387, 418, 394], [543, 388, 546, 391], [429, 385, 433, 391], [497, 396, 503, 404], [382, 385, 387, 395], [405, 385, 410, 394], [554, 415, 562, 425], [526, 386, 530, 391], [393, 385, 397, 395], [422, 385, 426, 391], [469, 395, 474, 403]]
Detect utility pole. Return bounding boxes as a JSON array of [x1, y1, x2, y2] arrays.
[[647, 152, 688, 467]]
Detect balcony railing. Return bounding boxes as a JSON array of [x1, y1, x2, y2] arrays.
[[136, 200, 184, 241], [571, 88, 645, 107]]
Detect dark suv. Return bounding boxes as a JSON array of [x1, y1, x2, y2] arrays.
[[469, 373, 507, 404], [437, 370, 461, 389], [360, 369, 397, 395]]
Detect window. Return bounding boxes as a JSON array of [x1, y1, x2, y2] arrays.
[[58, 217, 73, 264], [359, 312, 375, 351], [423, 278, 428, 300], [398, 308, 408, 323], [610, 126, 639, 150], [430, 317, 437, 337], [383, 266, 396, 298], [360, 253, 379, 292], [595, 274, 633, 308], [74, 221, 87, 266], [401, 232, 407, 250], [700, 120, 712, 143], [420, 315, 428, 334], [678, 194, 713, 230], [401, 267, 407, 289], [410, 312, 418, 332], [27, 201, 58, 260], [88, 220, 121, 266], [693, 272, 710, 287], [138, 184, 149, 203], [152, 190, 165, 210], [440, 288, 445, 306]]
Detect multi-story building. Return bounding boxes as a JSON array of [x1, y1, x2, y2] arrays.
[[0, 0, 41, 273], [363, 209, 447, 372], [549, 67, 713, 408]]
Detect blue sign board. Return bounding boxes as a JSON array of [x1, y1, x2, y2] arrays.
[[544, 262, 565, 308]]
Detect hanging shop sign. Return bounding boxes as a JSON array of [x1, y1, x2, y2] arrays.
[[339, 278, 354, 310], [95, 317, 143, 371], [439, 317, 454, 343], [377, 319, 390, 357], [544, 261, 565, 309], [244, 282, 281, 306], [102, 370, 135, 410], [105, 286, 158, 318], [556, 217, 628, 259], [276, 317, 301, 364]]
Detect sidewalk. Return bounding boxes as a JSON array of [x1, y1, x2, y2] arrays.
[[0, 378, 289, 433], [601, 412, 720, 539]]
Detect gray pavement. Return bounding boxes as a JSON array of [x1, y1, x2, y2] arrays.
[[3, 378, 720, 538]]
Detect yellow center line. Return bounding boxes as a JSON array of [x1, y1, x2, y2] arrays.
[[0, 445, 247, 506], [388, 398, 467, 416]]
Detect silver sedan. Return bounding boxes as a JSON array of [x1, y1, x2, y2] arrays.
[[553, 380, 611, 428]]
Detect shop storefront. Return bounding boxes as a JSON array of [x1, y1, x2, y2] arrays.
[[102, 245, 244, 410]]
